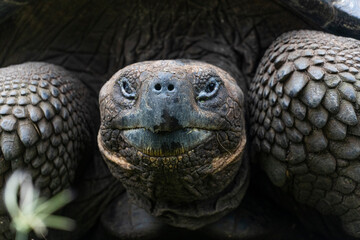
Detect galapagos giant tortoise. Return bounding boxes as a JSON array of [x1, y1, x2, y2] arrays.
[[0, 0, 360, 239]]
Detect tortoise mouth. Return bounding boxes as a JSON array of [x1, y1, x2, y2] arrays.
[[121, 128, 212, 157]]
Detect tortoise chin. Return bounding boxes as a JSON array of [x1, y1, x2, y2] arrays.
[[121, 128, 212, 157]]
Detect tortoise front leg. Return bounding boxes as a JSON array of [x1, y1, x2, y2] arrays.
[[250, 30, 360, 238], [0, 62, 93, 238]]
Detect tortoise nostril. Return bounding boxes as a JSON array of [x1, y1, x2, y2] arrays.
[[168, 84, 174, 91], [154, 83, 162, 91]]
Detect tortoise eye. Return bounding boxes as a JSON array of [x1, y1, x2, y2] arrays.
[[197, 77, 220, 101], [120, 78, 136, 99]]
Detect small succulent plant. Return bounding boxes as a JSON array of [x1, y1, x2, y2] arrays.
[[4, 170, 75, 240]]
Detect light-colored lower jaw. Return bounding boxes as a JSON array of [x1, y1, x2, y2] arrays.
[[120, 128, 212, 157], [129, 134, 249, 230], [98, 132, 135, 170], [98, 127, 249, 229], [98, 125, 247, 172]]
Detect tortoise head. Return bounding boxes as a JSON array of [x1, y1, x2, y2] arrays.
[[98, 60, 248, 228]]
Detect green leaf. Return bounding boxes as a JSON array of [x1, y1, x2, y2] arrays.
[[3, 170, 75, 239], [35, 189, 73, 215], [43, 215, 75, 231]]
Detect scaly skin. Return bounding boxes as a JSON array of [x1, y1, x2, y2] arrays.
[[250, 30, 360, 238], [98, 60, 248, 229], [2, 31, 360, 239], [0, 62, 93, 239], [3, 1, 360, 239]]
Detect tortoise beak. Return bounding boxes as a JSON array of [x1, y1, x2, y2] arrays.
[[111, 74, 232, 133], [111, 74, 228, 156]]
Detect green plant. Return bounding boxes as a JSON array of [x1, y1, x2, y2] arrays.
[[4, 170, 75, 240]]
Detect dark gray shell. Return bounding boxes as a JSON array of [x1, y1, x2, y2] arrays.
[[0, 0, 359, 239], [276, 0, 360, 40], [0, 0, 34, 24]]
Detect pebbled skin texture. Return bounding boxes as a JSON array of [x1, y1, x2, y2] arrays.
[[98, 60, 248, 229], [0, 62, 93, 239], [250, 30, 360, 238]]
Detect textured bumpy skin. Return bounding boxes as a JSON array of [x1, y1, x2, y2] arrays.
[[250, 30, 360, 237], [98, 60, 248, 229], [0, 62, 92, 239]]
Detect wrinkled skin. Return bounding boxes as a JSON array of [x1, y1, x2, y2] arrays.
[[98, 60, 248, 229], [0, 0, 358, 240]]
